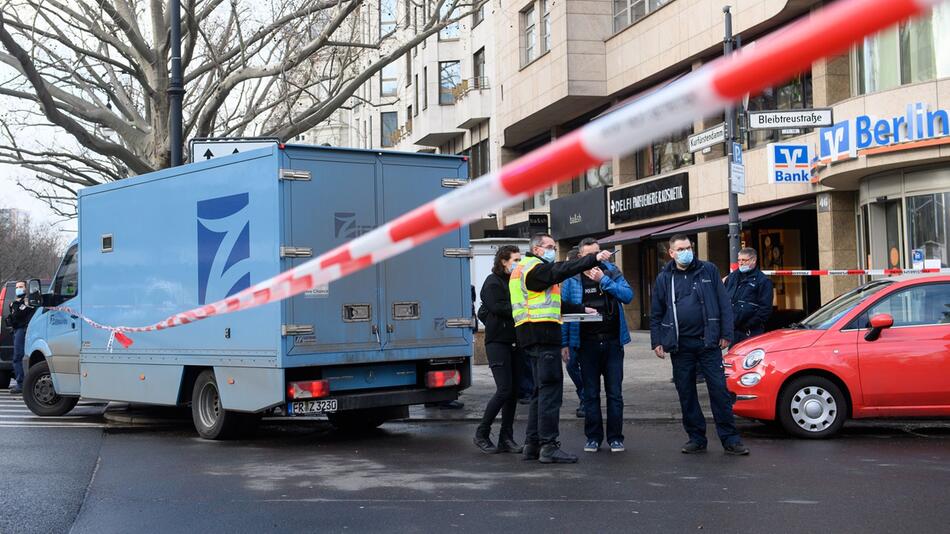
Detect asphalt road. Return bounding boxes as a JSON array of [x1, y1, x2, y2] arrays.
[[3, 416, 949, 534]]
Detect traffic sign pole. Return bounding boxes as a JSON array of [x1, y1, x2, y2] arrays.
[[724, 6, 741, 272]]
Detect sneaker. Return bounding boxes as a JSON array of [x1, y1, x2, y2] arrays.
[[696, 375, 706, 384], [522, 442, 541, 461], [723, 442, 750, 456], [681, 441, 707, 454], [583, 439, 600, 453], [539, 443, 578, 464], [473, 435, 498, 454], [9, 387, 22, 395], [609, 440, 625, 453], [518, 397, 531, 405], [496, 436, 523, 454], [575, 406, 585, 418]]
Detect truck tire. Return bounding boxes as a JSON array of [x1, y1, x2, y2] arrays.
[[777, 375, 848, 439], [326, 408, 391, 433], [22, 360, 79, 416], [191, 370, 244, 440], [0, 369, 11, 389]]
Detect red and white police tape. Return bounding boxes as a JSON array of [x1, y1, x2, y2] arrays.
[[761, 268, 950, 277], [54, 0, 947, 348]]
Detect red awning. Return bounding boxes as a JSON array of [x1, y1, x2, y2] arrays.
[[650, 200, 812, 238], [598, 220, 692, 246]]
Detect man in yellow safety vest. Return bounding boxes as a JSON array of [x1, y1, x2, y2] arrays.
[[510, 233, 612, 464]]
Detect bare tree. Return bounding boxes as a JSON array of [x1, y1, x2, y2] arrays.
[[0, 0, 483, 217], [0, 212, 65, 282]]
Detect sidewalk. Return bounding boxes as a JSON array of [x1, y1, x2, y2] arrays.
[[409, 331, 708, 422]]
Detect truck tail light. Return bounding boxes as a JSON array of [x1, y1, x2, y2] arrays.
[[426, 370, 461, 388], [288, 380, 330, 399]]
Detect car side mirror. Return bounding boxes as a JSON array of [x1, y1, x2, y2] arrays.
[[864, 313, 894, 342], [27, 279, 43, 307]]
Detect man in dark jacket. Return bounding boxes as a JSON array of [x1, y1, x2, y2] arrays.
[[511, 233, 611, 464], [6, 281, 36, 395], [724, 248, 774, 345], [650, 235, 749, 456]]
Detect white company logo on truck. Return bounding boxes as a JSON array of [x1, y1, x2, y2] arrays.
[[197, 193, 252, 304]]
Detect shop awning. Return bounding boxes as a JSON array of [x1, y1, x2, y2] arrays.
[[650, 199, 812, 238], [598, 220, 692, 247]]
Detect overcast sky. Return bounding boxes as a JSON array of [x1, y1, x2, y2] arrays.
[[0, 162, 79, 235]]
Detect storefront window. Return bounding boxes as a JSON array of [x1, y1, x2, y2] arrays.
[[745, 73, 813, 148], [853, 4, 950, 95], [907, 192, 949, 267], [635, 129, 693, 179]]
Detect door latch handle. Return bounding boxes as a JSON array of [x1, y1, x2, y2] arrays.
[[387, 324, 394, 334], [372, 325, 381, 344]]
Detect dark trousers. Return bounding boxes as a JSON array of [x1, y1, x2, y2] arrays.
[[523, 344, 563, 447], [566, 348, 584, 405], [732, 326, 764, 345], [670, 336, 740, 447], [579, 338, 624, 443], [518, 355, 534, 399], [12, 328, 26, 388], [477, 342, 523, 440]]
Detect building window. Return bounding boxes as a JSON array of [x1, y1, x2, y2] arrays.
[[473, 48, 486, 88], [380, 63, 398, 97], [380, 0, 397, 36], [469, 139, 490, 179], [907, 192, 949, 268], [439, 4, 460, 40], [423, 66, 428, 109], [473, 1, 486, 27], [439, 61, 461, 105], [521, 4, 537, 66], [745, 72, 814, 149], [413, 74, 419, 114], [853, 4, 950, 95], [407, 106, 413, 134], [405, 54, 412, 86], [381, 111, 397, 147], [636, 128, 694, 179], [540, 0, 551, 53], [614, 0, 672, 33]]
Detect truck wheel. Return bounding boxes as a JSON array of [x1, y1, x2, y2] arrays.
[[327, 409, 389, 433], [777, 375, 848, 439], [0, 369, 11, 389], [22, 361, 79, 416], [191, 370, 243, 440]]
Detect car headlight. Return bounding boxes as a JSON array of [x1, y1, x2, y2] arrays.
[[742, 349, 766, 370], [739, 373, 761, 386]]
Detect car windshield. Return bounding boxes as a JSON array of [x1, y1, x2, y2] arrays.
[[795, 280, 894, 330]]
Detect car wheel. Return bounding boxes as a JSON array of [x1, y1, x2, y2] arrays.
[[191, 370, 245, 440], [22, 360, 79, 416], [778, 375, 848, 439]]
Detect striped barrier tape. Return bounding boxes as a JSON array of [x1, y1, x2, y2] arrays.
[[52, 0, 945, 347], [761, 268, 950, 276]]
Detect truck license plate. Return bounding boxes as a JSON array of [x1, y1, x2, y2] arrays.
[[288, 399, 338, 415]]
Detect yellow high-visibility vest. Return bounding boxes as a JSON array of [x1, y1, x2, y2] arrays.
[[509, 256, 562, 327]]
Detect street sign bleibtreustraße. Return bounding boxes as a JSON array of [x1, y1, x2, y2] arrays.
[[748, 108, 833, 130]]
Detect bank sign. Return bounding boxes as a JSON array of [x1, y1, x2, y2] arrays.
[[818, 102, 950, 163], [767, 143, 814, 183]]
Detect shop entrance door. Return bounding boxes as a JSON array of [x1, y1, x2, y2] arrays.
[[867, 200, 904, 269]]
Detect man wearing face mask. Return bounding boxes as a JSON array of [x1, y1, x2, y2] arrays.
[[511, 233, 612, 464], [6, 281, 36, 395], [650, 235, 749, 456], [724, 248, 774, 346]]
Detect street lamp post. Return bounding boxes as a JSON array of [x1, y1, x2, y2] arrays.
[[168, 0, 185, 167], [723, 6, 740, 271]]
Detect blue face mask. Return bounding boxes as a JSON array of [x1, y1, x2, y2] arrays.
[[738, 265, 752, 273], [541, 249, 556, 263], [15, 288, 25, 297], [675, 249, 693, 266]]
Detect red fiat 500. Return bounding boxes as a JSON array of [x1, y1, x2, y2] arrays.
[[724, 275, 950, 438]]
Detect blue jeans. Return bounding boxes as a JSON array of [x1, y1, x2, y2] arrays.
[[579, 339, 624, 443], [670, 336, 740, 447], [523, 345, 564, 446], [12, 328, 26, 388], [566, 348, 584, 404]]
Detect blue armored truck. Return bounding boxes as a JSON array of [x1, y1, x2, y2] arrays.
[[22, 145, 473, 439]]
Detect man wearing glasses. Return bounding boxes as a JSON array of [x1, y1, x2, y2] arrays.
[[650, 234, 749, 456], [724, 248, 774, 345], [510, 233, 612, 464]]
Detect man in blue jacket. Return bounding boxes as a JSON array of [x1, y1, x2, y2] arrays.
[[650, 234, 749, 456], [724, 248, 774, 345], [562, 238, 633, 453]]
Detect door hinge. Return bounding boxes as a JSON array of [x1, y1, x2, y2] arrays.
[[279, 168, 312, 181], [445, 318, 476, 329], [441, 178, 468, 188], [280, 246, 313, 258], [443, 247, 473, 258], [281, 324, 314, 336]]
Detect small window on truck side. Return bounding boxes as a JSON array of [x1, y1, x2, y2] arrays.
[[52, 245, 79, 303]]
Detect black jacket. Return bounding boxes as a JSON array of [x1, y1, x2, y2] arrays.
[[724, 267, 774, 333], [478, 271, 516, 344], [6, 297, 36, 330], [515, 252, 597, 348], [649, 258, 734, 352]]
